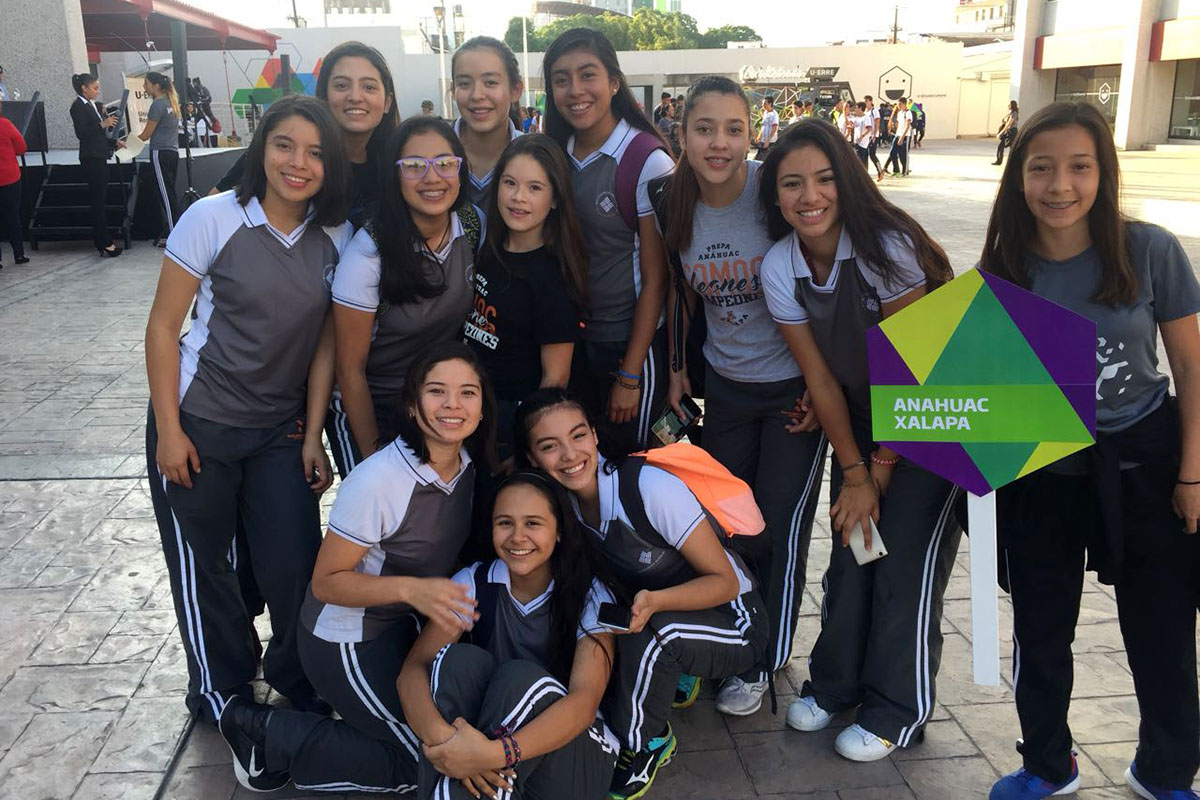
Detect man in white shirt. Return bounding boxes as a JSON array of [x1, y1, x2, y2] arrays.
[[756, 95, 779, 161], [851, 102, 873, 167], [862, 95, 885, 181], [884, 96, 913, 177]]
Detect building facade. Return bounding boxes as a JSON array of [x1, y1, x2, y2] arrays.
[[1011, 0, 1200, 148]]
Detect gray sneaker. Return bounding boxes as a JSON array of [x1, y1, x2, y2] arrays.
[[715, 677, 768, 716]]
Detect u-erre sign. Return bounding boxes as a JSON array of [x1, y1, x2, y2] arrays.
[[867, 268, 1096, 685]]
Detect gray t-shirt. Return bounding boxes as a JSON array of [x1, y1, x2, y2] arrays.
[[675, 160, 798, 383], [165, 192, 354, 427], [146, 97, 178, 151], [1027, 222, 1200, 433], [301, 438, 475, 643]]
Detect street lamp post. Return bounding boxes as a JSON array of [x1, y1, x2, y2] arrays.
[[434, 3, 448, 118]]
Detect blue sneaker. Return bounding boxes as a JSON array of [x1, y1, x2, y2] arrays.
[[1125, 761, 1200, 799], [609, 723, 677, 800], [672, 674, 701, 709], [989, 753, 1080, 799]]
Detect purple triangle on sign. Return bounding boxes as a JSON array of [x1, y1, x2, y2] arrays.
[[980, 271, 1096, 386], [866, 326, 919, 386], [1060, 382, 1097, 434], [883, 440, 993, 496]]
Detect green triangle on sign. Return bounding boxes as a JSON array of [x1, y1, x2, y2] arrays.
[[963, 441, 1038, 490], [925, 284, 1054, 386]]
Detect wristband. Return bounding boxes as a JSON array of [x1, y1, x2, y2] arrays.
[[1178, 478, 1200, 485], [871, 451, 900, 467], [840, 458, 869, 474], [616, 368, 642, 382]]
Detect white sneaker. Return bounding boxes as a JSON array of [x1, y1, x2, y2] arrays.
[[785, 695, 832, 732], [834, 724, 896, 762], [715, 677, 768, 716]]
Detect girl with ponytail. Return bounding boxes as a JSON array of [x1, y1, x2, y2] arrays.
[[657, 76, 829, 718], [139, 72, 180, 245]]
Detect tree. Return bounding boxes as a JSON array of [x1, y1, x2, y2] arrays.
[[503, 12, 760, 53], [697, 25, 762, 49]]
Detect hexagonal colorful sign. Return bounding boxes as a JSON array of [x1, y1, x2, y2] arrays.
[[867, 269, 1096, 496]]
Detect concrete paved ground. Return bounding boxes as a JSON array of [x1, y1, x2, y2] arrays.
[[0, 138, 1196, 800]]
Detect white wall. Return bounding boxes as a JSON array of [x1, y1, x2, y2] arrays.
[[0, 0, 89, 148]]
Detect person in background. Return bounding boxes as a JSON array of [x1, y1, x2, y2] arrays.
[[863, 95, 885, 182], [69, 73, 122, 258], [653, 90, 672, 125], [757, 95, 779, 161], [883, 96, 911, 177], [993, 100, 1019, 166], [138, 72, 180, 247], [656, 100, 681, 158], [981, 101, 1199, 800], [422, 99, 436, 116], [911, 100, 926, 147], [0, 95, 28, 269], [851, 101, 872, 167]]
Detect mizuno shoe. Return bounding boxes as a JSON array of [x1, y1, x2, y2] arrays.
[[609, 723, 677, 800]]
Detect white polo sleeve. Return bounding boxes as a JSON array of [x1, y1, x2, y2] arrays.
[[326, 459, 411, 547], [450, 563, 481, 627], [579, 578, 617, 638], [331, 226, 382, 312], [638, 466, 707, 550], [862, 232, 927, 303], [164, 192, 240, 279], [636, 148, 676, 217], [323, 220, 357, 258], [761, 235, 810, 325]]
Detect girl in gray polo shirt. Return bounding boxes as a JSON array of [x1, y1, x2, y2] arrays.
[[138, 72, 180, 245], [759, 120, 962, 764], [399, 471, 621, 800], [542, 29, 676, 454], [145, 97, 354, 728], [656, 77, 829, 719]]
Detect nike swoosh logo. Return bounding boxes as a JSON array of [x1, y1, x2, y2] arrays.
[[248, 749, 264, 778]]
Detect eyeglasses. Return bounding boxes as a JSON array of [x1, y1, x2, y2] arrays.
[[395, 156, 463, 181]]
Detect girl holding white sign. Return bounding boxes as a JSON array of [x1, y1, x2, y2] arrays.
[[757, 119, 963, 763], [981, 101, 1199, 800]]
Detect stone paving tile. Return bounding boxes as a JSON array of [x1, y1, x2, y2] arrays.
[[73, 771, 163, 800], [653, 748, 758, 798], [89, 696, 190, 773], [26, 610, 119, 666], [0, 662, 148, 715], [733, 729, 907, 795], [894, 756, 999, 800], [0, 710, 119, 799]]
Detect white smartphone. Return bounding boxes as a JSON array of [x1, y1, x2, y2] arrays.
[[847, 519, 888, 565]]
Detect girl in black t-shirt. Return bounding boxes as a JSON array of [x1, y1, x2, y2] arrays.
[[464, 134, 588, 456]]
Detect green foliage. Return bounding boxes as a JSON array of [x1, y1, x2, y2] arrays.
[[503, 10, 759, 53]]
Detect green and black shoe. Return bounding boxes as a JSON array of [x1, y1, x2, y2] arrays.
[[672, 673, 701, 709], [609, 723, 677, 800]]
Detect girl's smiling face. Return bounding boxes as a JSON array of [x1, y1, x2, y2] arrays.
[[262, 114, 326, 206], [397, 130, 461, 221], [497, 154, 554, 239], [325, 55, 391, 140], [410, 358, 483, 449], [525, 405, 599, 495], [549, 48, 618, 134], [682, 92, 750, 188], [492, 483, 557, 583], [1021, 123, 1100, 242], [776, 144, 840, 243], [454, 47, 522, 136]]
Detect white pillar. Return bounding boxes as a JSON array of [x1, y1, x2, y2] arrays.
[[1113, 0, 1162, 150], [1010, 0, 1056, 115]]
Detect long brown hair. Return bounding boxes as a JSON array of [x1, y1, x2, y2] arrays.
[[663, 76, 751, 254], [541, 28, 666, 151], [980, 101, 1134, 306], [484, 134, 588, 312], [758, 120, 952, 288]]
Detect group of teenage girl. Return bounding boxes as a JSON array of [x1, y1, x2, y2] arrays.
[[140, 28, 1199, 800]]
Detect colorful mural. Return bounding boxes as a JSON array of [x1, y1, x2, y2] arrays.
[[229, 57, 322, 120]]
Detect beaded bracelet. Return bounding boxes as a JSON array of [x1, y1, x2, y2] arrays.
[[509, 733, 522, 766], [499, 734, 514, 768], [871, 451, 900, 467]]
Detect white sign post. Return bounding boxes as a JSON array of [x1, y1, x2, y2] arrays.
[[967, 491, 1000, 685]]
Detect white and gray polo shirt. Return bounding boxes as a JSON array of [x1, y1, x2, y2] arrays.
[[567, 119, 674, 343], [164, 191, 354, 428], [453, 117, 522, 216], [300, 437, 475, 643], [331, 207, 481, 403]]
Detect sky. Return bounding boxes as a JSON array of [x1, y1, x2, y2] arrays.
[[201, 0, 957, 48]]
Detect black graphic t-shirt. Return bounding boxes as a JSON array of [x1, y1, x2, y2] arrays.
[[463, 245, 581, 400]]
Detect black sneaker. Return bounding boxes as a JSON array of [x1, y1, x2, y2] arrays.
[[608, 722, 677, 800], [218, 696, 290, 792]]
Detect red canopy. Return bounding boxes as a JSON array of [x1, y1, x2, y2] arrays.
[[81, 0, 279, 62]]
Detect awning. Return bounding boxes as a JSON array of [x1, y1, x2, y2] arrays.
[[81, 0, 278, 62]]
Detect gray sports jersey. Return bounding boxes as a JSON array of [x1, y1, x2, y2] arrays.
[[454, 118, 521, 218], [147, 97, 178, 150], [301, 438, 475, 643], [333, 210, 478, 403], [165, 192, 353, 428], [453, 560, 613, 666]]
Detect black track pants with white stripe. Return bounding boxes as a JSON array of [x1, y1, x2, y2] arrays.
[[803, 456, 961, 746], [702, 367, 828, 683], [146, 409, 322, 723], [998, 467, 1199, 789], [265, 619, 422, 793], [149, 148, 179, 239], [606, 592, 768, 752], [323, 395, 403, 480], [422, 644, 618, 800], [570, 326, 668, 455]]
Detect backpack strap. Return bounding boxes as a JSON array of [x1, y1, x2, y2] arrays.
[[615, 131, 666, 232], [615, 456, 656, 544], [466, 562, 501, 650]]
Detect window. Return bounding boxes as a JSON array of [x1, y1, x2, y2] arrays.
[[1054, 64, 1121, 129], [1169, 60, 1200, 140]]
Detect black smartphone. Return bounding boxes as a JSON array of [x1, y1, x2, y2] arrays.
[[597, 602, 632, 632], [651, 394, 702, 446]]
